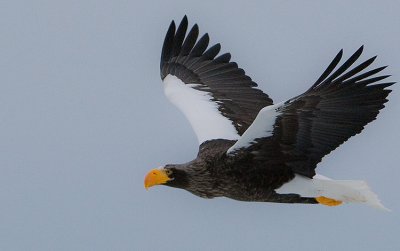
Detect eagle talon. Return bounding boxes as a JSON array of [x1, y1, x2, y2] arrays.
[[316, 196, 342, 206]]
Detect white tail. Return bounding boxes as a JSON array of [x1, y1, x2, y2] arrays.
[[276, 174, 389, 211], [313, 179, 389, 211]]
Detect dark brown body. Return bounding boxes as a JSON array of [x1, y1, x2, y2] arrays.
[[165, 140, 317, 204]]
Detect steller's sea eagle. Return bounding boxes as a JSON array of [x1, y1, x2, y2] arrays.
[[144, 16, 394, 209]]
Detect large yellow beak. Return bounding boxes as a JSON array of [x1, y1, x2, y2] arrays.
[[144, 168, 171, 190]]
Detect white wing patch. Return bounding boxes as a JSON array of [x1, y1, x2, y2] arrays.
[[163, 74, 240, 145], [227, 102, 283, 154]]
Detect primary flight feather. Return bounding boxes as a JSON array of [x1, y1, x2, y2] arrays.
[[144, 16, 394, 209]]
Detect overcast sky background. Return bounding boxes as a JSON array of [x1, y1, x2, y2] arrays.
[[1, 1, 399, 250]]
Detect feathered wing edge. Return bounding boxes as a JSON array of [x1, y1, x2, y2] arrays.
[[305, 46, 393, 95]]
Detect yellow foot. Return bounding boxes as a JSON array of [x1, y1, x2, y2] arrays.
[[316, 196, 342, 206]]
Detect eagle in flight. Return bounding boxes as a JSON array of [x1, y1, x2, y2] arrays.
[[144, 16, 394, 209]]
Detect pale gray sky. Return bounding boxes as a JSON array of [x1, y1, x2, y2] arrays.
[[1, 1, 399, 250]]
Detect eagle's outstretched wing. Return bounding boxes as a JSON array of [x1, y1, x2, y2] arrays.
[[160, 16, 273, 145], [228, 46, 394, 178]]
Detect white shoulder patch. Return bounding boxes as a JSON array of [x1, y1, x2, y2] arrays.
[[163, 74, 240, 145], [227, 102, 283, 154]]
